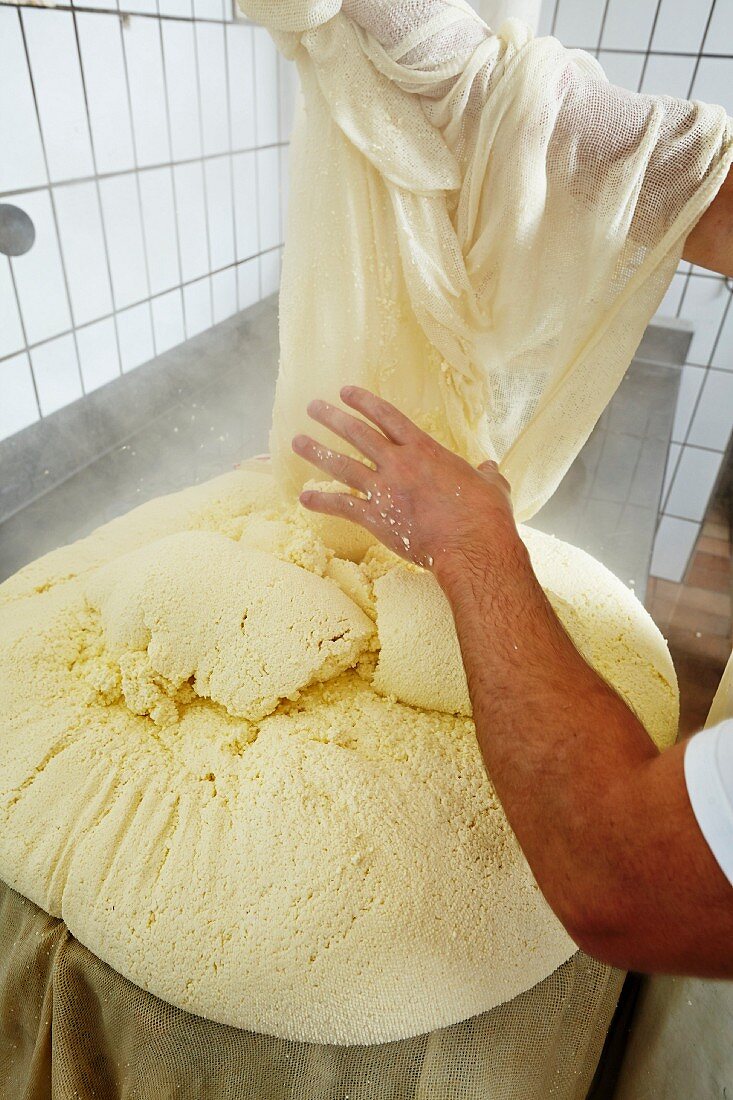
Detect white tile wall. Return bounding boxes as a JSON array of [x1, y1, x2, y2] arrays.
[[650, 515, 701, 582], [665, 446, 723, 522], [687, 371, 733, 452], [122, 17, 170, 167], [2, 0, 289, 444], [705, 0, 733, 48], [641, 55, 697, 100], [227, 24, 257, 150], [279, 144, 291, 239], [656, 272, 686, 318], [600, 0, 657, 52], [10, 189, 71, 346], [53, 181, 113, 326], [121, 0, 158, 14], [597, 51, 644, 92], [22, 8, 95, 183], [553, 0, 606, 48], [117, 302, 155, 373], [537, 0, 553, 36], [692, 58, 733, 116], [254, 27, 279, 145], [139, 168, 181, 296], [236, 256, 260, 310], [30, 333, 82, 416], [197, 23, 230, 157], [651, 0, 714, 55], [233, 151, 259, 259], [152, 289, 185, 353], [661, 442, 681, 507], [260, 247, 281, 297], [162, 21, 203, 162], [0, 260, 25, 360], [212, 266, 238, 322], [279, 57, 298, 143], [256, 146, 281, 252], [671, 365, 705, 444], [711, 304, 733, 372], [173, 161, 211, 283], [0, 8, 47, 194], [0, 353, 39, 442], [99, 173, 150, 309], [680, 277, 730, 364], [183, 276, 213, 337], [77, 12, 136, 175], [204, 156, 235, 271], [159, 0, 193, 16], [194, 0, 223, 20], [76, 317, 121, 393]]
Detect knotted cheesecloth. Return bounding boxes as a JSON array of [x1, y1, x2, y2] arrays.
[[252, 0, 732, 520]]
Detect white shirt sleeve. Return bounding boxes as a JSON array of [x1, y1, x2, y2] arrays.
[[684, 718, 733, 888]]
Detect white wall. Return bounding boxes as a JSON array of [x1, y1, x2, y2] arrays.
[[536, 0, 733, 583], [0, 0, 297, 444]]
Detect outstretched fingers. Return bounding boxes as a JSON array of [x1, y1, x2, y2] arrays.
[[299, 488, 371, 526], [292, 434, 373, 494], [307, 399, 388, 464], [339, 386, 418, 445]]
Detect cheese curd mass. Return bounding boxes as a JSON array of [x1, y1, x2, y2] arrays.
[[0, 463, 678, 1045]]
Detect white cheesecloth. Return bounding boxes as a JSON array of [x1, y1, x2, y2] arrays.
[[241, 0, 733, 521]]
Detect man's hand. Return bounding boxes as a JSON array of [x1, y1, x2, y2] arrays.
[[292, 385, 516, 575]]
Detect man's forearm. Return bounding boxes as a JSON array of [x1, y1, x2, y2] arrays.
[[434, 532, 664, 944], [682, 163, 733, 277]]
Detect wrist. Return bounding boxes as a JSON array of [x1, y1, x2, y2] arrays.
[[432, 514, 527, 595]]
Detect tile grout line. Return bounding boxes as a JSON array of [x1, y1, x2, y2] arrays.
[[636, 0, 664, 92], [668, 276, 733, 495], [6, 260, 42, 419], [155, 0, 190, 340], [0, 142, 288, 202], [117, 2, 159, 358], [192, 16, 217, 324], [0, 250, 282, 367], [4, 0, 234, 26], [224, 22, 241, 315], [594, 0, 612, 59], [70, 4, 125, 385], [252, 26, 264, 299], [17, 5, 86, 406], [549, 0, 559, 38]]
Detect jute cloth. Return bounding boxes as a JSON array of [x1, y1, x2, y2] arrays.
[[0, 880, 624, 1099]]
